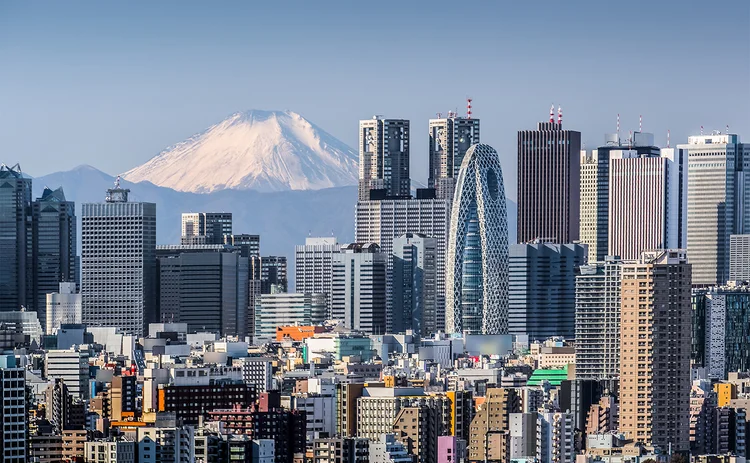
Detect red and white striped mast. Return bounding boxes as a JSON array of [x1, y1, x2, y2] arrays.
[[466, 98, 473, 119], [549, 104, 554, 124]]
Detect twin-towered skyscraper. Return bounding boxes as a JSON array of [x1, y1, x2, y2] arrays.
[[356, 112, 510, 335]]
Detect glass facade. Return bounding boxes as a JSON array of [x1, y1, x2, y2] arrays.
[[0, 164, 32, 312]]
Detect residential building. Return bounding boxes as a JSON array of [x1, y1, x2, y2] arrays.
[[331, 243, 387, 334], [312, 437, 369, 463], [355, 197, 449, 333], [619, 250, 691, 451], [157, 249, 249, 337], [392, 233, 437, 335], [680, 133, 750, 285], [81, 179, 157, 337], [508, 241, 586, 340], [32, 186, 77, 330], [295, 237, 340, 316], [580, 132, 662, 262], [0, 163, 32, 312], [446, 144, 509, 335], [45, 282, 82, 334], [369, 434, 414, 463], [536, 412, 575, 463], [517, 112, 581, 244], [181, 212, 232, 245], [157, 381, 256, 425], [137, 423, 195, 463], [84, 440, 136, 463], [255, 293, 326, 343], [237, 357, 274, 393], [289, 393, 337, 442], [468, 388, 521, 462], [358, 116, 410, 200], [575, 257, 623, 380], [428, 114, 480, 201], [0, 355, 26, 463], [46, 347, 90, 401]]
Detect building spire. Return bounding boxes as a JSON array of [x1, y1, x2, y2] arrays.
[[557, 106, 562, 126]]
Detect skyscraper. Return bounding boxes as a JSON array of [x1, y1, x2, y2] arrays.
[[227, 233, 261, 258], [181, 212, 232, 245], [81, 179, 156, 337], [445, 144, 509, 335], [428, 114, 480, 201], [0, 163, 32, 312], [619, 250, 691, 451], [261, 256, 288, 294], [46, 282, 82, 335], [392, 233, 437, 335], [575, 257, 622, 380], [605, 134, 686, 260], [331, 243, 387, 334], [580, 132, 662, 262], [508, 241, 586, 340], [680, 133, 750, 285], [358, 117, 410, 201], [32, 186, 77, 329], [295, 237, 340, 317], [157, 249, 249, 337], [254, 293, 326, 343], [355, 198, 449, 333], [517, 110, 581, 244]]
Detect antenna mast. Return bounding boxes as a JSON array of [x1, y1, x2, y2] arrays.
[[467, 98, 472, 119]]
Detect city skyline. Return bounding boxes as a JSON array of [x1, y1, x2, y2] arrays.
[[2, 1, 748, 201]]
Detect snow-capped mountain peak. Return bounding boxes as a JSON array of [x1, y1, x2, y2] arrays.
[[123, 110, 359, 193]]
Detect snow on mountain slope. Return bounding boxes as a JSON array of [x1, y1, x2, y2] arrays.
[[123, 110, 359, 193]]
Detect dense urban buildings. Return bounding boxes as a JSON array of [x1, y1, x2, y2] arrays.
[[81, 180, 156, 337], [446, 144, 509, 335], [358, 117, 410, 201], [254, 292, 326, 342], [428, 113, 480, 201], [680, 133, 750, 285], [619, 250, 691, 451], [517, 111, 581, 244], [508, 241, 586, 340]]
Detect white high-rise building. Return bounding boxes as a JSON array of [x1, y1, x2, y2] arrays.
[[46, 347, 90, 401], [294, 237, 340, 317], [358, 117, 410, 201], [46, 282, 82, 335], [331, 243, 387, 334], [81, 180, 156, 337], [680, 133, 750, 285], [575, 257, 622, 380], [355, 199, 449, 333]]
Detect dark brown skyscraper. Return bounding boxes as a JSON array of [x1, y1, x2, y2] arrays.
[[517, 107, 581, 244]]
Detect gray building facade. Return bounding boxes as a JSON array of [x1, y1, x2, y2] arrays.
[[81, 182, 156, 337], [358, 117, 410, 201], [508, 241, 586, 340], [428, 116, 480, 201], [295, 237, 340, 318], [158, 250, 249, 337], [0, 163, 32, 312], [392, 233, 437, 335], [331, 243, 387, 334]]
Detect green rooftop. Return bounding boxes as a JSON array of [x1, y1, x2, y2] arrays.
[[527, 366, 568, 386]]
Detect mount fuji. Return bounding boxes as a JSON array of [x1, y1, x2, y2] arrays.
[[123, 110, 359, 193]]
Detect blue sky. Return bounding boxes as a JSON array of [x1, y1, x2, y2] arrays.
[[2, 1, 748, 200]]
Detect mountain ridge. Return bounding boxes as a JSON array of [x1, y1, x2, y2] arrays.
[[123, 109, 359, 193]]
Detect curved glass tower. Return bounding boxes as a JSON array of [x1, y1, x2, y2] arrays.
[[445, 144, 509, 334]]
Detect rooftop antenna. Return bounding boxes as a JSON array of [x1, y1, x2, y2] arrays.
[[558, 106, 562, 126], [667, 129, 671, 148], [617, 114, 620, 139], [701, 125, 704, 135], [639, 115, 642, 133], [114, 175, 121, 189], [467, 98, 473, 119], [436, 112, 442, 119], [727, 124, 730, 134], [550, 104, 555, 124]]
